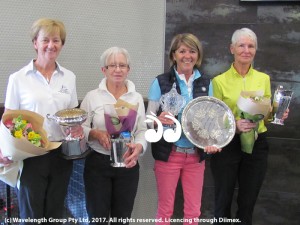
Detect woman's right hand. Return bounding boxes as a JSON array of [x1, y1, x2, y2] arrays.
[[236, 119, 257, 133], [204, 146, 222, 154], [89, 129, 111, 150], [158, 111, 175, 126], [0, 148, 13, 166]]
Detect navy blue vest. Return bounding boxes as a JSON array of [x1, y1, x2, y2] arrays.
[[151, 67, 210, 162]]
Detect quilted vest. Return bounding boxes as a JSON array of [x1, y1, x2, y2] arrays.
[[151, 67, 210, 162]]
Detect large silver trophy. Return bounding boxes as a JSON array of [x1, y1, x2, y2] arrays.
[[270, 85, 293, 125], [159, 83, 186, 121], [47, 108, 91, 159]]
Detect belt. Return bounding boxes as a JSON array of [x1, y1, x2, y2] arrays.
[[175, 146, 196, 154]]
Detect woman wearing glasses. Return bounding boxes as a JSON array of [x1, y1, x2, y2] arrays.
[[80, 47, 147, 225]]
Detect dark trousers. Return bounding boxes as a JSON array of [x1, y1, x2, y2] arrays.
[[210, 133, 269, 225], [17, 148, 73, 225], [84, 151, 139, 225]]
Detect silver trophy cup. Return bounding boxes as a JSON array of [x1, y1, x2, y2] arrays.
[[270, 86, 293, 125], [47, 108, 91, 159], [110, 131, 131, 167]]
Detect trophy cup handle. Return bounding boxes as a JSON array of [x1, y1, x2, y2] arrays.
[[46, 113, 54, 121]]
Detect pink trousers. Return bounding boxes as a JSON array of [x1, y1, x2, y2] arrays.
[[154, 150, 205, 225]]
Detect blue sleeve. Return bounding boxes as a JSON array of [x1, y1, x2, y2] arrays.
[[148, 78, 162, 101], [208, 80, 213, 97]]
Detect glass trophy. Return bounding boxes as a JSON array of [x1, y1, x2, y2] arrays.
[[110, 131, 131, 167], [270, 85, 293, 125], [159, 83, 186, 117]]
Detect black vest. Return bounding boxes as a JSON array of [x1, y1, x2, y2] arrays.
[[151, 67, 210, 162]]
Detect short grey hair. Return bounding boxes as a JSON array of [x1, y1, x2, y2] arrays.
[[100, 47, 131, 67], [231, 28, 258, 49]]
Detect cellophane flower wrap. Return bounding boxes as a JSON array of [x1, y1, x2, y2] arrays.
[[104, 99, 138, 137], [237, 91, 271, 154], [0, 110, 61, 187]]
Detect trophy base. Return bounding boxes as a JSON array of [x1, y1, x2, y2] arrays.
[[61, 139, 91, 160], [271, 118, 284, 125], [110, 162, 126, 167]]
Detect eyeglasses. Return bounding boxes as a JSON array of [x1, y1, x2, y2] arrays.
[[105, 64, 129, 70]]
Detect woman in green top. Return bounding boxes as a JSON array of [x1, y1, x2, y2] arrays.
[[210, 28, 289, 225]]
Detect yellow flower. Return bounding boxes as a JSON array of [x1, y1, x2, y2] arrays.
[[6, 115, 44, 147], [14, 129, 23, 138], [27, 131, 36, 140]]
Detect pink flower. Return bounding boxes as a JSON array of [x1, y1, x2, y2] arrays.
[[25, 123, 33, 130], [4, 119, 14, 130]]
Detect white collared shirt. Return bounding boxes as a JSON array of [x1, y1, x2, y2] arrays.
[[80, 78, 147, 155], [5, 60, 78, 141], [177, 72, 195, 96]]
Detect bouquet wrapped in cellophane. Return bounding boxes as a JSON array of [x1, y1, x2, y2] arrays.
[[104, 99, 139, 137], [0, 110, 61, 187], [237, 91, 271, 154]]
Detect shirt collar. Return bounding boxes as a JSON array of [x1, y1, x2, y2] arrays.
[[231, 63, 253, 77], [173, 67, 201, 82], [174, 67, 201, 86], [26, 59, 63, 75], [99, 78, 136, 93]]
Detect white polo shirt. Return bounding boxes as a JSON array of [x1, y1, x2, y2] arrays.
[[5, 60, 78, 141], [80, 78, 147, 155]]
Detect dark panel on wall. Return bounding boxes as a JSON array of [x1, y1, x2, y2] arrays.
[[166, 0, 300, 139], [166, 0, 300, 224]]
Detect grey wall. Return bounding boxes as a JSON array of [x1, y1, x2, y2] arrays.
[[166, 0, 300, 224], [0, 1, 165, 102], [0, 0, 165, 223]]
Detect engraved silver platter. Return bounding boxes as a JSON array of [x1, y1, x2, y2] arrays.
[[181, 96, 236, 149], [47, 108, 88, 126]]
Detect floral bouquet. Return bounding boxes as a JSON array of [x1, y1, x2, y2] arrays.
[[104, 99, 139, 137], [237, 91, 271, 154], [103, 99, 139, 167], [0, 110, 61, 187], [5, 115, 43, 147]]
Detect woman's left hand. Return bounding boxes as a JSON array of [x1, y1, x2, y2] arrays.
[[68, 125, 84, 139], [123, 143, 143, 168]]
